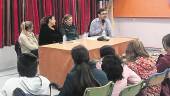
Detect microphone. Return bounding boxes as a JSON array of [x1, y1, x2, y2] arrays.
[[101, 19, 105, 25]]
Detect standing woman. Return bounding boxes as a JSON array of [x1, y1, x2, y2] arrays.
[[18, 21, 38, 56], [60, 14, 79, 41], [39, 16, 63, 45]]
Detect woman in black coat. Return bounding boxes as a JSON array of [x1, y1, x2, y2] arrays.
[[39, 16, 63, 45], [58, 45, 108, 96]]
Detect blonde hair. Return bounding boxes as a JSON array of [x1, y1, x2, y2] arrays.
[[62, 14, 72, 24], [21, 21, 33, 31], [126, 40, 149, 61]]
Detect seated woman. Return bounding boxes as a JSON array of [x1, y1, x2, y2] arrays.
[[156, 34, 170, 96], [60, 14, 79, 41], [1, 53, 50, 96], [96, 45, 115, 69], [156, 34, 170, 72], [58, 45, 108, 96], [39, 15, 63, 45], [125, 40, 160, 95], [18, 21, 38, 56], [102, 55, 141, 96]]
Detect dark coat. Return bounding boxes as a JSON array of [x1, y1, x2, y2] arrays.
[[58, 61, 108, 96], [156, 52, 170, 73], [39, 25, 63, 45], [60, 24, 79, 41]]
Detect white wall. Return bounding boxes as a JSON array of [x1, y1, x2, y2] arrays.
[[113, 18, 170, 48], [0, 46, 17, 71]]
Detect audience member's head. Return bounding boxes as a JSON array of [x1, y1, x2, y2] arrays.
[[162, 34, 170, 52], [71, 45, 99, 95], [102, 55, 123, 82], [97, 8, 108, 20], [62, 14, 73, 26], [21, 21, 33, 32], [100, 45, 116, 58], [71, 45, 89, 65], [126, 40, 149, 61], [17, 53, 38, 77]]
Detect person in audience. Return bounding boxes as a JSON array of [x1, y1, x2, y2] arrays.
[[0, 53, 50, 96], [58, 45, 108, 96], [18, 21, 38, 56], [96, 45, 115, 69], [89, 8, 113, 37], [101, 55, 141, 96], [125, 40, 160, 95], [39, 15, 63, 45], [60, 14, 79, 41], [156, 34, 170, 72]]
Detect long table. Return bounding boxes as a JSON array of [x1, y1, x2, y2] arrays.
[[39, 37, 136, 85]]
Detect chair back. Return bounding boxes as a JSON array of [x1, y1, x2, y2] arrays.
[[167, 68, 170, 78], [146, 69, 168, 86], [83, 81, 114, 96], [119, 81, 145, 96], [15, 41, 22, 57]]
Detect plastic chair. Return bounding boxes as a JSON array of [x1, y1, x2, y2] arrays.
[[83, 81, 114, 96], [15, 41, 22, 57], [119, 81, 145, 96]]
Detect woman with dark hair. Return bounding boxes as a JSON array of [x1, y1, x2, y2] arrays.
[[58, 45, 108, 96], [96, 45, 115, 69], [39, 15, 63, 45], [156, 34, 170, 72], [125, 40, 160, 95], [156, 34, 170, 96], [60, 14, 79, 41], [1, 53, 50, 96], [102, 55, 141, 96]]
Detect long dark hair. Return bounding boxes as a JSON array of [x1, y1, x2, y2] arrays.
[[100, 45, 116, 58], [162, 34, 170, 51], [71, 45, 99, 95], [40, 15, 54, 28], [126, 40, 149, 61], [101, 55, 123, 82]]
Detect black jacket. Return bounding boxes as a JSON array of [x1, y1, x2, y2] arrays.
[[58, 61, 108, 96], [39, 25, 63, 45], [59, 24, 79, 41]]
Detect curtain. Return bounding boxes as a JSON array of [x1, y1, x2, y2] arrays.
[[0, 0, 98, 48], [0, 0, 2, 47]]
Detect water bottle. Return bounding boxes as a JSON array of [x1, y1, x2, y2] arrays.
[[102, 30, 106, 37], [63, 35, 67, 42]]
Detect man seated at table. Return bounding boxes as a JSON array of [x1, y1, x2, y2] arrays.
[[89, 8, 113, 37]]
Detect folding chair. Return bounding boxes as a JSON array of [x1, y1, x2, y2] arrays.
[[83, 81, 114, 96], [119, 81, 145, 96], [146, 69, 168, 87]]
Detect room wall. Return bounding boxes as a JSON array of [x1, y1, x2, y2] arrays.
[[0, 46, 17, 71], [113, 18, 170, 48]]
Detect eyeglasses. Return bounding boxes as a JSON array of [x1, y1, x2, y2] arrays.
[[100, 13, 108, 15]]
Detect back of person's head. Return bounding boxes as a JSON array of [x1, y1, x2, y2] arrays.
[[71, 45, 99, 95], [126, 40, 149, 61], [20, 21, 33, 32], [162, 34, 170, 51], [71, 45, 89, 64], [101, 55, 123, 82], [97, 8, 107, 15], [17, 53, 38, 77], [100, 45, 116, 58]]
